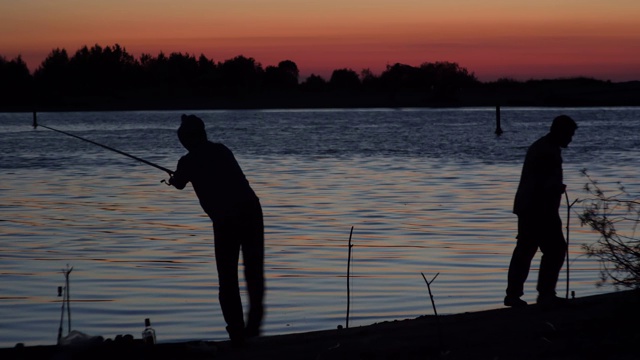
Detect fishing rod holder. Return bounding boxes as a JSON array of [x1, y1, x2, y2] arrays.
[[57, 265, 74, 344]]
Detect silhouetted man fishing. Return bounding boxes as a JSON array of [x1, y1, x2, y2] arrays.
[[505, 115, 577, 308], [168, 114, 265, 346]]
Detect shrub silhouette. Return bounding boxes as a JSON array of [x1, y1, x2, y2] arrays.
[[579, 169, 640, 288]]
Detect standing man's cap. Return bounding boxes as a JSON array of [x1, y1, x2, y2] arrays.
[[550, 115, 577, 133]]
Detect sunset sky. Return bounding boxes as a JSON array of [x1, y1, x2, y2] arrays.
[[1, 0, 639, 82]]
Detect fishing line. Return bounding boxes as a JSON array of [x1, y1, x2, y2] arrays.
[[32, 112, 174, 176]]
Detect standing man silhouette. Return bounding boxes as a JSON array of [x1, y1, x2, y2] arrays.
[[168, 114, 265, 346], [504, 115, 577, 308]]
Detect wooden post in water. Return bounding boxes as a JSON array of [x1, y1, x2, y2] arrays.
[[495, 106, 503, 135], [346, 226, 354, 329]]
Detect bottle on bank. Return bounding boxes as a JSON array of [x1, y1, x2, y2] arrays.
[[142, 318, 157, 344]]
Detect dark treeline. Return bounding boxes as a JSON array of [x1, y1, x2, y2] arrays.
[[1, 43, 639, 111]]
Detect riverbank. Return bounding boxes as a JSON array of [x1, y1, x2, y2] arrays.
[[3, 289, 638, 359], [3, 80, 640, 112]]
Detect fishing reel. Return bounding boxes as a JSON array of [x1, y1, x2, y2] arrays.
[[161, 177, 174, 186]]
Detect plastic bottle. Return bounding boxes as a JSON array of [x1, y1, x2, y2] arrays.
[[142, 318, 157, 344]]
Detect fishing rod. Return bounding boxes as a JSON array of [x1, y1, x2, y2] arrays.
[[33, 112, 174, 176]]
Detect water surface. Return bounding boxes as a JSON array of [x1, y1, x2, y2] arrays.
[[1, 108, 638, 347]]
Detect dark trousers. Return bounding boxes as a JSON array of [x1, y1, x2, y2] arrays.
[[213, 200, 265, 337], [506, 213, 566, 298]]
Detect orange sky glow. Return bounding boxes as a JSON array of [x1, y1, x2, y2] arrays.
[[1, 0, 639, 81]]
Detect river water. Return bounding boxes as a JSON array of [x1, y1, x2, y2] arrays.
[[1, 107, 638, 347]]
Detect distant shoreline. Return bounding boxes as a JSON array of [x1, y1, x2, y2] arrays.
[[3, 46, 640, 112], [3, 80, 640, 113]]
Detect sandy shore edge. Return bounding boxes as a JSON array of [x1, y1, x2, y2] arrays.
[[2, 289, 638, 359]]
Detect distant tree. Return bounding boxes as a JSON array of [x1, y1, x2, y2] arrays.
[[197, 54, 216, 72], [487, 77, 524, 89], [0, 55, 33, 107], [166, 52, 199, 90], [66, 43, 138, 96], [264, 60, 299, 91], [428, 61, 476, 82], [219, 55, 264, 95], [329, 68, 360, 91], [139, 51, 169, 88], [278, 60, 299, 86], [419, 61, 478, 101], [300, 74, 328, 92], [379, 63, 421, 91], [360, 68, 379, 90], [105, 44, 138, 80], [526, 77, 609, 88], [33, 48, 71, 104], [196, 54, 218, 92], [495, 77, 521, 84]]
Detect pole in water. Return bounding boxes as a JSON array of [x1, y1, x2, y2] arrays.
[[495, 106, 503, 135], [33, 114, 174, 176], [346, 226, 354, 329]]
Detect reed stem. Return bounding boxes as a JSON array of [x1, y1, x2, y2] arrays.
[[346, 226, 354, 328]]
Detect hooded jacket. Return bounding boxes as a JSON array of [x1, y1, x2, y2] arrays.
[[513, 133, 565, 216], [171, 141, 258, 224]]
